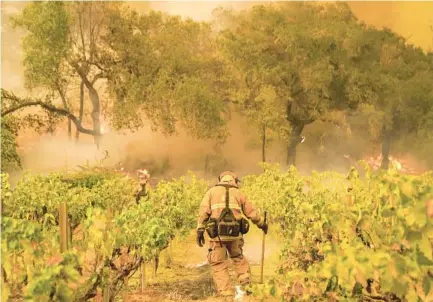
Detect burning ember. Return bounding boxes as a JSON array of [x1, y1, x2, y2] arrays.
[[100, 116, 110, 134], [365, 154, 405, 171], [113, 163, 153, 183], [344, 153, 421, 174]]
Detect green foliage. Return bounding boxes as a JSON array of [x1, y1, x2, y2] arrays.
[[241, 164, 433, 301], [215, 2, 433, 165], [1, 217, 67, 301], [1, 168, 208, 301], [105, 10, 229, 140], [1, 117, 21, 171], [4, 173, 69, 223], [348, 25, 433, 157], [147, 172, 208, 235], [10, 1, 70, 90], [9, 2, 128, 146], [10, 2, 230, 149], [114, 172, 208, 258], [8, 1, 433, 169], [216, 3, 363, 141], [3, 163, 433, 301], [24, 253, 80, 302]]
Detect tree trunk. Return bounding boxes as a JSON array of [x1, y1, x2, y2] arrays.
[[89, 91, 101, 149], [67, 120, 72, 139], [57, 87, 71, 140], [74, 67, 102, 148], [380, 132, 391, 170], [75, 81, 85, 142], [261, 124, 266, 167], [81, 80, 101, 149], [286, 123, 304, 167]]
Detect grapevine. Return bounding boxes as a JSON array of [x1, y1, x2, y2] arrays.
[[1, 170, 208, 301], [2, 165, 432, 301], [243, 164, 433, 301]]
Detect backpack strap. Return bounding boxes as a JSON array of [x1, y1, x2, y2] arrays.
[[224, 185, 230, 209], [215, 183, 243, 210], [214, 183, 239, 224], [214, 183, 248, 238], [215, 183, 236, 210], [214, 183, 237, 189]]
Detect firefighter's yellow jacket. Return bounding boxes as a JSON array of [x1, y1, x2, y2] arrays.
[[196, 181, 265, 241]]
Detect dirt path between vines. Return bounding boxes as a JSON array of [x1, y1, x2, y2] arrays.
[[114, 228, 283, 302]]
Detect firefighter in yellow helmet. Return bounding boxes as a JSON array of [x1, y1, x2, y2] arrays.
[[135, 169, 151, 204], [196, 171, 268, 299]]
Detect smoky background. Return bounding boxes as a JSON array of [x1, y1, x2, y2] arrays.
[[2, 1, 431, 184]]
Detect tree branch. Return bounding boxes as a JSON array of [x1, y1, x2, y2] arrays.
[[79, 259, 106, 302], [88, 59, 110, 72], [1, 90, 101, 136], [91, 72, 106, 85], [286, 101, 315, 125], [69, 60, 95, 91], [222, 98, 240, 105], [109, 253, 142, 299], [78, 3, 87, 62]]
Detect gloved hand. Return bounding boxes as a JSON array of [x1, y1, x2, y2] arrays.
[[258, 222, 268, 235], [196, 228, 205, 247]]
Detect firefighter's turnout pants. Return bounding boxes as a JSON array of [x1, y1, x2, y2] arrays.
[[207, 238, 250, 296]]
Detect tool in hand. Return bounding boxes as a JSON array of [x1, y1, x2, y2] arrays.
[[260, 211, 267, 284]]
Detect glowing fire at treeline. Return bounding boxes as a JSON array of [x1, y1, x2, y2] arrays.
[[344, 153, 425, 175]]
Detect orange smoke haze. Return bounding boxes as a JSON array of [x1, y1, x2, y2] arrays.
[[2, 2, 432, 181]]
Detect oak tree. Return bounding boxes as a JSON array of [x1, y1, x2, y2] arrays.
[[348, 26, 433, 169], [103, 9, 229, 141], [215, 2, 365, 166]]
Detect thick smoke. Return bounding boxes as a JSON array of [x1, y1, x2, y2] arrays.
[[13, 112, 288, 182], [3, 1, 432, 183]]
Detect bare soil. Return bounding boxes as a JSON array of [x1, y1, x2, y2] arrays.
[[113, 228, 283, 302]]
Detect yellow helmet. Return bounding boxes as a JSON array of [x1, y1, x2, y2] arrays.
[[218, 171, 239, 184], [137, 169, 150, 184]]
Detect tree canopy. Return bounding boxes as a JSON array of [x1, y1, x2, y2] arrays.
[[1, 117, 21, 171], [215, 2, 373, 165], [104, 9, 229, 140], [3, 1, 433, 172], [214, 2, 433, 167], [9, 2, 229, 145], [347, 26, 433, 168]]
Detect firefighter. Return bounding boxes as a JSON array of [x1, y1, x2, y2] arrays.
[[134, 169, 164, 273], [135, 169, 151, 204], [196, 171, 268, 299]]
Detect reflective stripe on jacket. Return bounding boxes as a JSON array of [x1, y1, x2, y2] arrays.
[[197, 180, 264, 241]]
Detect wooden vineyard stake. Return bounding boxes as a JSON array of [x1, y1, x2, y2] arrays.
[[152, 256, 158, 277], [140, 260, 146, 293], [167, 243, 173, 267], [260, 211, 267, 284], [103, 286, 110, 302], [59, 202, 68, 252], [103, 209, 114, 302], [67, 214, 72, 247], [123, 276, 129, 301], [102, 269, 111, 302]]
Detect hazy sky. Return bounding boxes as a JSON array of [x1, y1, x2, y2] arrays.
[[2, 1, 433, 92]]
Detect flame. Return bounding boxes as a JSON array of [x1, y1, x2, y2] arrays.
[[345, 153, 417, 174], [389, 156, 403, 171], [100, 116, 110, 134], [366, 154, 416, 173]]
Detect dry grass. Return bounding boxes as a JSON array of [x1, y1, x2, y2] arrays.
[[112, 228, 283, 302]]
